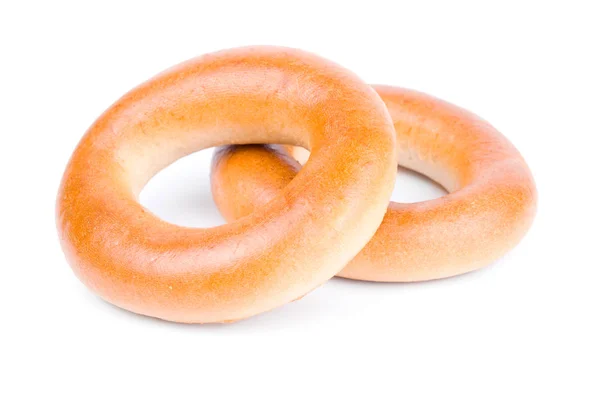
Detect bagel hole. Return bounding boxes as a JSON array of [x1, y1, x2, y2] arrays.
[[392, 166, 447, 203], [139, 149, 226, 228]]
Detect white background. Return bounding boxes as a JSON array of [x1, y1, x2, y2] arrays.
[[2, 1, 598, 396]]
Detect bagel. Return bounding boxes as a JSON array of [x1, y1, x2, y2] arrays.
[[56, 47, 397, 323], [211, 86, 537, 282]]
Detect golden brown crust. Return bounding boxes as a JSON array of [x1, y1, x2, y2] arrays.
[[56, 47, 397, 323], [211, 86, 537, 282]]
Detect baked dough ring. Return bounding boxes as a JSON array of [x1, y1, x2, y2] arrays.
[[211, 86, 537, 282], [56, 47, 397, 323]]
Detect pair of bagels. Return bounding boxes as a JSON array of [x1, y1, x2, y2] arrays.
[[56, 47, 536, 324]]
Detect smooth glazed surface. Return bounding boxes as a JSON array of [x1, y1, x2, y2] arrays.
[[211, 86, 537, 282], [56, 47, 397, 322]]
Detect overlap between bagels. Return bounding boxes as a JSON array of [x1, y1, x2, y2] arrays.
[[211, 86, 537, 282]]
